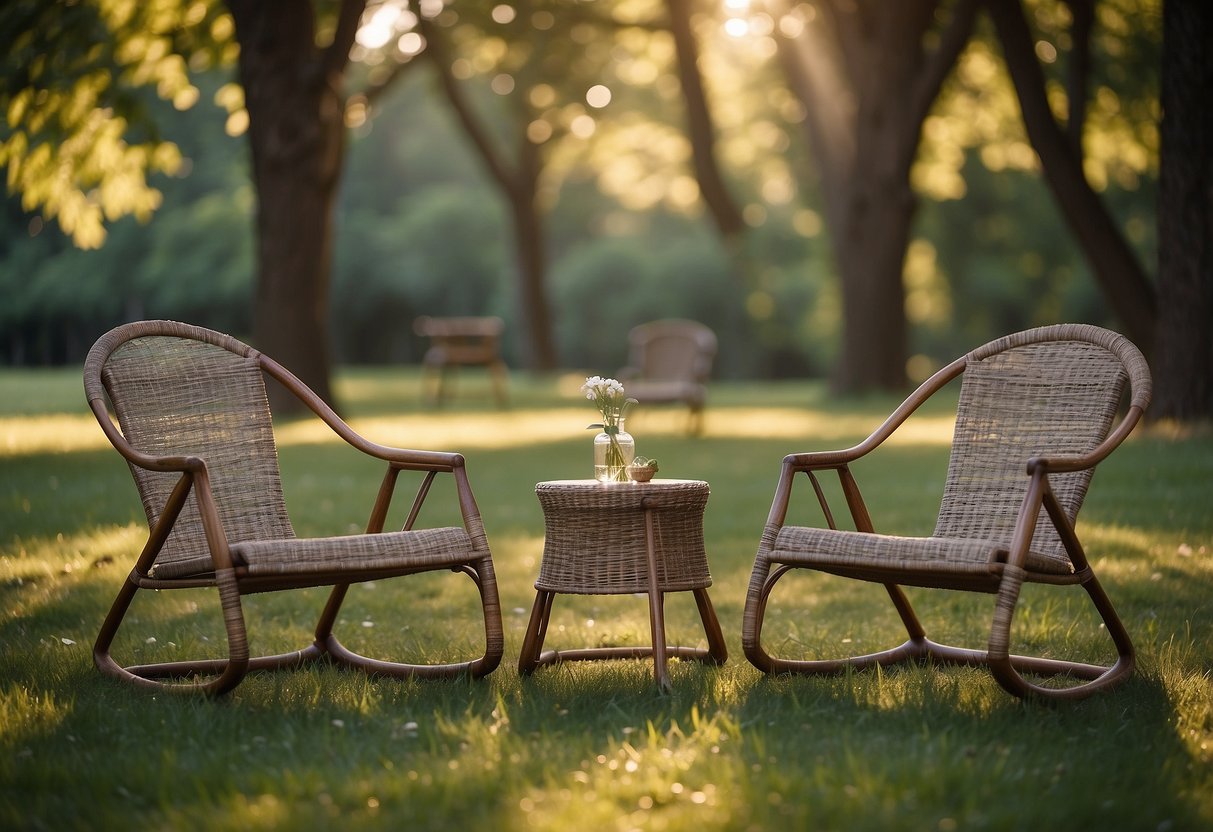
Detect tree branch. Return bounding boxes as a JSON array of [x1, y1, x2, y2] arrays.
[[324, 0, 365, 77], [417, 15, 517, 194], [665, 0, 745, 240], [984, 0, 1156, 345], [1063, 0, 1094, 159], [360, 56, 423, 107], [909, 0, 979, 132]]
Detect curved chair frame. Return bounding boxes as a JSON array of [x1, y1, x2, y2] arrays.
[[85, 320, 504, 696], [741, 324, 1151, 701]]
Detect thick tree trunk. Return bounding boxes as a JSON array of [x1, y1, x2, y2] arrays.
[[227, 0, 357, 412], [1153, 0, 1213, 421], [985, 0, 1157, 351], [835, 177, 917, 390], [774, 0, 976, 393]]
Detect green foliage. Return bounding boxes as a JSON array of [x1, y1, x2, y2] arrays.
[[0, 0, 235, 247], [0, 0, 1164, 383], [332, 185, 510, 364]]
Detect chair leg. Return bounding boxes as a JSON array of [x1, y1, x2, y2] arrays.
[[986, 565, 1135, 701], [318, 561, 504, 680], [742, 558, 933, 675], [687, 403, 705, 436], [94, 569, 251, 696], [489, 360, 510, 408]]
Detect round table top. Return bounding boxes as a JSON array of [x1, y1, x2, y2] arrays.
[[535, 479, 708, 508], [536, 478, 707, 489]]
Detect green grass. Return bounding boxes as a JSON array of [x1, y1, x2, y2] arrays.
[[2, 366, 1211, 831]]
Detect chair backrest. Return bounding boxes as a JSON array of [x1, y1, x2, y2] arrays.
[[933, 324, 1151, 565], [84, 321, 295, 576], [627, 319, 717, 382]]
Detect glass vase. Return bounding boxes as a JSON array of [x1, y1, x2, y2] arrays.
[[593, 420, 635, 482]]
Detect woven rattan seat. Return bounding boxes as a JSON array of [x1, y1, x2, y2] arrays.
[[742, 324, 1151, 701], [84, 320, 504, 696]]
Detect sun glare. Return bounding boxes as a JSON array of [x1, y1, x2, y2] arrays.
[[356, 3, 403, 50], [724, 17, 749, 37], [586, 85, 612, 109]]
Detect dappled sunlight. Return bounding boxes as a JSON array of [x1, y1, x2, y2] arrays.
[[1079, 523, 1165, 562], [1, 523, 142, 587], [511, 707, 741, 830], [698, 408, 956, 446], [0, 395, 955, 460], [0, 415, 107, 457], [0, 684, 73, 747], [273, 407, 957, 452], [275, 408, 594, 451]]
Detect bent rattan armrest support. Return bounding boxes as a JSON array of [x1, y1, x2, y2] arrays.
[[741, 324, 1151, 701], [84, 320, 504, 696]]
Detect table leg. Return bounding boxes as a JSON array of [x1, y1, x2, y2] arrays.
[[518, 589, 553, 675], [693, 588, 729, 665], [489, 360, 509, 408], [643, 501, 672, 693]]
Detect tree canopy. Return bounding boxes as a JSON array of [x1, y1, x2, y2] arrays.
[[4, 0, 1201, 418]]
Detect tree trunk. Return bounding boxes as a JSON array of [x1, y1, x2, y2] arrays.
[[835, 175, 917, 389], [774, 0, 976, 392], [1153, 0, 1213, 421], [227, 0, 359, 412], [510, 134, 558, 371], [420, 17, 558, 371], [665, 0, 746, 244], [985, 0, 1157, 351]]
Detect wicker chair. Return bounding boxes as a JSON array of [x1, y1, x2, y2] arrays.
[[620, 319, 717, 435], [84, 320, 504, 696], [741, 324, 1151, 700]]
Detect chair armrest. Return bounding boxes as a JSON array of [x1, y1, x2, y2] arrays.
[[783, 446, 871, 469], [785, 355, 968, 472], [259, 356, 464, 472]]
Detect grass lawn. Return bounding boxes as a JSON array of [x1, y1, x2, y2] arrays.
[[2, 365, 1210, 831]]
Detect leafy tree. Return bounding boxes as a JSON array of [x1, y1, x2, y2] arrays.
[[359, 0, 774, 370], [1, 0, 364, 409], [0, 1, 232, 248]]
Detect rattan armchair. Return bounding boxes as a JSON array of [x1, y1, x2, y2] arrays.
[[741, 324, 1151, 701], [620, 319, 717, 435], [84, 320, 504, 696]]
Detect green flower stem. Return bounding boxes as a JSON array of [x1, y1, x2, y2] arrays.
[[604, 434, 628, 481]]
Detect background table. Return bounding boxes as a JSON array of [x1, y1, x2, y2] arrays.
[[518, 479, 727, 691]]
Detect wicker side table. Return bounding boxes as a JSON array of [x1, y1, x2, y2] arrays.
[[518, 479, 728, 692]]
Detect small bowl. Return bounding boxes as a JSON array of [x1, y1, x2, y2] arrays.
[[629, 465, 657, 483]]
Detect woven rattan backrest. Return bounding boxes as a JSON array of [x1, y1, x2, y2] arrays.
[[99, 327, 295, 573], [630, 320, 716, 381], [933, 327, 1130, 561]]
